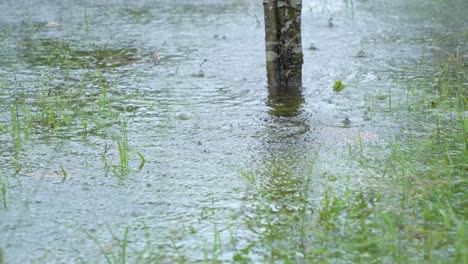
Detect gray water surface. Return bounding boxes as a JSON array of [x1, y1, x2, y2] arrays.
[[0, 0, 466, 262]]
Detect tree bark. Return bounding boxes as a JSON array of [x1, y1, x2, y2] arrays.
[[263, 0, 281, 88], [263, 0, 303, 92]]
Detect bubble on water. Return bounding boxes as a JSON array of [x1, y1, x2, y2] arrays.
[[176, 112, 190, 120]]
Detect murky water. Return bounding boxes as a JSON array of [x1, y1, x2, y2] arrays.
[[0, 0, 466, 262]]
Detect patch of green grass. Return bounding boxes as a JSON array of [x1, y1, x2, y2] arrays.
[[233, 128, 466, 262], [8, 88, 71, 142], [102, 115, 146, 176], [342, 48, 468, 262]]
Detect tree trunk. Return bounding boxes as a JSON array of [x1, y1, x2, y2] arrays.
[[263, 0, 303, 92]]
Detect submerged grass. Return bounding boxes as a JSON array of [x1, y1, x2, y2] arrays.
[[309, 47, 468, 263], [19, 38, 138, 69], [0, 24, 146, 179], [0, 177, 7, 209], [81, 44, 467, 263]]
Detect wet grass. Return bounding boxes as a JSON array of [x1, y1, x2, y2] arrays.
[[114, 116, 130, 174], [71, 45, 468, 263], [0, 3, 466, 263], [237, 135, 465, 263], [0, 24, 146, 181], [308, 48, 468, 263], [82, 226, 131, 264]]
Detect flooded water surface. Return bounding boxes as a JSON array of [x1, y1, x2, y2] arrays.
[[0, 0, 466, 262]]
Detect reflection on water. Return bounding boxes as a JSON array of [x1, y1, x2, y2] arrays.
[[267, 87, 304, 117]]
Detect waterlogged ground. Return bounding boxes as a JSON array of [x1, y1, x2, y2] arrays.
[[0, 0, 466, 263]]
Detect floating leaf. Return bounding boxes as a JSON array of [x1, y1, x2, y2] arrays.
[[333, 80, 346, 92]]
